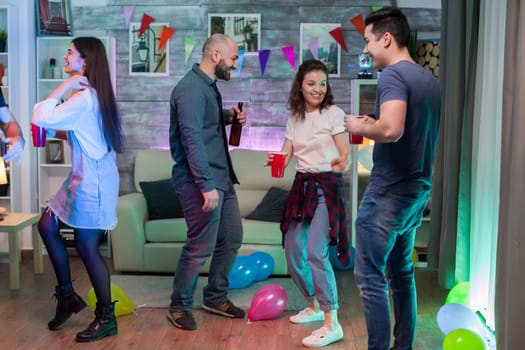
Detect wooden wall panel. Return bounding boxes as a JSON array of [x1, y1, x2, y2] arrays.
[[68, 1, 440, 193]]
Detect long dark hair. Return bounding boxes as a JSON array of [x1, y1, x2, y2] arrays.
[[365, 7, 410, 48], [72, 37, 124, 153], [287, 59, 334, 120]]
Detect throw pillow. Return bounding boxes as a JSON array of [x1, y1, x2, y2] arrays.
[[139, 179, 184, 220], [246, 187, 289, 222]]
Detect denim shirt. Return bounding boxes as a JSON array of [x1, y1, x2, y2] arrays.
[[169, 63, 237, 193]]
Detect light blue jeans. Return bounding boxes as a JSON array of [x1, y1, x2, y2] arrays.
[[169, 181, 243, 311], [284, 186, 339, 311], [354, 190, 429, 350]]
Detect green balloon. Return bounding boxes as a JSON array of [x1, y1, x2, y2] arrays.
[[443, 328, 486, 350], [445, 281, 470, 305]]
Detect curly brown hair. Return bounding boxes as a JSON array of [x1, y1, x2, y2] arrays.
[[287, 59, 333, 120]]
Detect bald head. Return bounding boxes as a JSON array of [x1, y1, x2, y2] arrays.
[[200, 33, 239, 81], [202, 34, 236, 57]]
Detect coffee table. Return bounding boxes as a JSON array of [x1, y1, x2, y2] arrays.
[[0, 213, 42, 290]]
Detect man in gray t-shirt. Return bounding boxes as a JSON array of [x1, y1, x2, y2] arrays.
[[344, 7, 441, 350]]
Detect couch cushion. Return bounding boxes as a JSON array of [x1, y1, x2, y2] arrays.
[[145, 218, 188, 242], [241, 220, 283, 245], [246, 187, 288, 222], [139, 179, 184, 220], [134, 150, 174, 192]]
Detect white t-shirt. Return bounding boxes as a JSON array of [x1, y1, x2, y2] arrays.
[[285, 104, 346, 173]]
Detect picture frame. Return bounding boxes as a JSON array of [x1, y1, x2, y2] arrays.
[[36, 0, 72, 36], [46, 139, 64, 164], [299, 23, 342, 77], [129, 22, 169, 76], [208, 13, 261, 52]]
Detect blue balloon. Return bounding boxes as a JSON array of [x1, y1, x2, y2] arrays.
[[328, 244, 355, 271], [228, 255, 257, 289], [250, 251, 275, 282]]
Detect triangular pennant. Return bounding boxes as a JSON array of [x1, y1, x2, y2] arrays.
[[123, 6, 135, 28], [372, 6, 384, 12], [158, 26, 175, 51], [258, 49, 271, 75], [306, 37, 319, 60], [237, 50, 245, 73], [139, 13, 155, 38], [281, 45, 296, 71], [329, 27, 348, 52], [184, 36, 197, 63], [350, 13, 365, 35]]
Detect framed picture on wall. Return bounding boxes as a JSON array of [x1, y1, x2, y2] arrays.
[[36, 0, 72, 36], [208, 13, 261, 52], [300, 23, 341, 77], [46, 140, 64, 164], [129, 22, 170, 76]]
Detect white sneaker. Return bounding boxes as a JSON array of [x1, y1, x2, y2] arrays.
[[302, 325, 344, 348], [289, 307, 324, 324]]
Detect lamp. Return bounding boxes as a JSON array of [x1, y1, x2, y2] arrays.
[[357, 53, 373, 79], [136, 39, 149, 63], [0, 156, 7, 185]]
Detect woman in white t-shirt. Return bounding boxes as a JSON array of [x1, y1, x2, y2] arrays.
[[267, 59, 350, 348], [32, 37, 123, 343]]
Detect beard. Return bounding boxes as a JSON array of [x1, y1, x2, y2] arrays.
[[215, 59, 232, 81]]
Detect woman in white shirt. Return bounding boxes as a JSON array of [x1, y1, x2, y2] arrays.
[[32, 37, 123, 343], [269, 59, 350, 348]]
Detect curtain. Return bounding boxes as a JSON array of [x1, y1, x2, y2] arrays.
[[496, 1, 525, 348], [427, 0, 479, 288]]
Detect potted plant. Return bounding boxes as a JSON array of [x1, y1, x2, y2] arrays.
[[0, 30, 6, 53]]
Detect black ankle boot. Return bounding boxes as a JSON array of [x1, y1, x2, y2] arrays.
[[75, 302, 118, 343], [48, 286, 87, 330]]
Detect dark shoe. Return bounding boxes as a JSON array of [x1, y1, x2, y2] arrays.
[[48, 286, 87, 331], [167, 310, 197, 330], [75, 302, 118, 343], [202, 299, 245, 318]]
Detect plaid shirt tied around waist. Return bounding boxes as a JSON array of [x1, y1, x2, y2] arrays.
[[280, 171, 351, 267]]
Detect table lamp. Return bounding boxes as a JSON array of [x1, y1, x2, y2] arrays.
[[357, 53, 373, 79], [0, 156, 7, 185]]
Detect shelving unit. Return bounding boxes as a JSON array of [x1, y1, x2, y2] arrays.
[[0, 6, 13, 214], [36, 36, 116, 257], [349, 79, 377, 247]]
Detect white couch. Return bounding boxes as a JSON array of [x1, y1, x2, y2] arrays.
[[111, 149, 297, 275]]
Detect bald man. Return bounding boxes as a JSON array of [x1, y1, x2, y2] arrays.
[[167, 34, 247, 331]]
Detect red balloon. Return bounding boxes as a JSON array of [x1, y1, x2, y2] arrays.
[[248, 284, 288, 321]]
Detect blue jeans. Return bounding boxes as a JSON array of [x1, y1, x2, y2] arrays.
[[284, 186, 339, 311], [169, 181, 243, 311], [354, 190, 429, 350]]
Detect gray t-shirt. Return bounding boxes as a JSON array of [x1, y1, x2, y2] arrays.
[[368, 60, 441, 194]]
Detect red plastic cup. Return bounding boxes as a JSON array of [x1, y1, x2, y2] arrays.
[[349, 134, 363, 144], [271, 152, 287, 178], [31, 123, 46, 148]]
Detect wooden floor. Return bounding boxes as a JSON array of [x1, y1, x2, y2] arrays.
[[0, 254, 447, 350]]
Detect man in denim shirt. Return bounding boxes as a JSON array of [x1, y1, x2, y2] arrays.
[[167, 34, 247, 330], [344, 7, 441, 350]]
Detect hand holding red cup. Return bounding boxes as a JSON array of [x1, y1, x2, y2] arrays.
[[269, 152, 287, 178], [344, 114, 365, 144]]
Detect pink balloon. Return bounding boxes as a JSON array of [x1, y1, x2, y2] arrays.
[[248, 284, 288, 321]]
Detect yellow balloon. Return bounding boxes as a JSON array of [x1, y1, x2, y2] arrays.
[[86, 282, 135, 317], [411, 248, 418, 264]]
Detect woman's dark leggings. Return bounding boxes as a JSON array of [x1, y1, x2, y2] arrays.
[[38, 209, 111, 305]]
